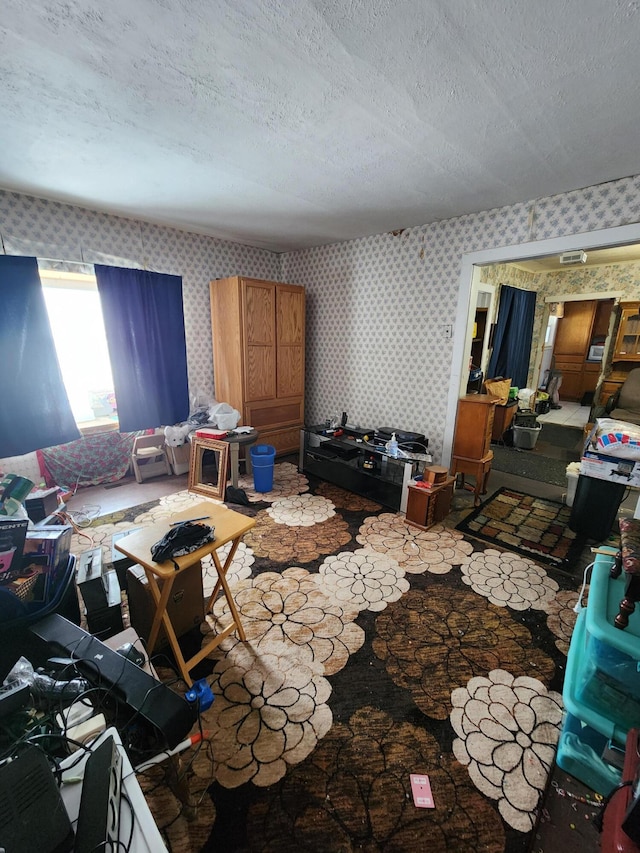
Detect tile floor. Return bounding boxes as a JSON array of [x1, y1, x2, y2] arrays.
[[537, 400, 592, 428]]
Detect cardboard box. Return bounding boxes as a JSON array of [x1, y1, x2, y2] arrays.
[[0, 517, 29, 575], [126, 563, 204, 648], [580, 451, 640, 488]]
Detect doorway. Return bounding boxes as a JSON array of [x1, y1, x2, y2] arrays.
[[444, 221, 640, 472]]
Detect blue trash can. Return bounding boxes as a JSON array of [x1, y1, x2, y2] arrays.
[[250, 444, 276, 492]]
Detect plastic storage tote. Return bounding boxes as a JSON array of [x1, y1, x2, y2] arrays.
[[250, 444, 276, 492], [576, 555, 640, 729], [513, 423, 542, 449], [563, 608, 629, 748], [565, 463, 580, 507], [556, 711, 622, 796]]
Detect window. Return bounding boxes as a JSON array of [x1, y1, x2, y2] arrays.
[[39, 268, 118, 431]]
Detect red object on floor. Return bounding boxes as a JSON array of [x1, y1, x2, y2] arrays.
[[601, 729, 640, 853]]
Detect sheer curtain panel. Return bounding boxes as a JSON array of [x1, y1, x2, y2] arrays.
[[94, 265, 189, 432], [0, 255, 80, 457]]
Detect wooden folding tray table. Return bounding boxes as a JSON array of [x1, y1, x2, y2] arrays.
[[114, 501, 255, 686]]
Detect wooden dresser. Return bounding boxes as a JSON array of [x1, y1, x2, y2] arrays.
[[210, 276, 305, 455], [451, 394, 498, 506]]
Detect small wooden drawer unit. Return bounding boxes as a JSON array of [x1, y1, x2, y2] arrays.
[[405, 477, 455, 530]]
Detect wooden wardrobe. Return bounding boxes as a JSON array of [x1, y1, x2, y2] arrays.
[[210, 276, 305, 455], [552, 299, 613, 402]]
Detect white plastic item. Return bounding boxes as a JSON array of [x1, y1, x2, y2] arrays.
[[518, 388, 536, 409], [386, 433, 399, 457], [566, 462, 581, 507]]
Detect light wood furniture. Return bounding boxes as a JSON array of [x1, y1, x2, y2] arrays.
[[114, 501, 256, 686], [405, 476, 455, 530], [452, 394, 497, 459], [552, 298, 613, 402], [451, 452, 494, 507], [451, 394, 498, 506], [210, 276, 305, 456]]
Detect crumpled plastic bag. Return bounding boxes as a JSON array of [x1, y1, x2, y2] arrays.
[[151, 522, 215, 566], [592, 418, 640, 460], [209, 402, 241, 430]]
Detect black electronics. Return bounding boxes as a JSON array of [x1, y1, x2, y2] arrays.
[[0, 744, 74, 853], [76, 548, 123, 639], [375, 428, 427, 447], [29, 614, 196, 748], [0, 679, 30, 717], [323, 441, 360, 460], [74, 735, 122, 853]]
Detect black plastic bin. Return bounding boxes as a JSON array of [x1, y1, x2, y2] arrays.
[[568, 475, 626, 541]]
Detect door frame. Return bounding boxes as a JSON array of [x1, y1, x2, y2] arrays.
[[443, 221, 640, 469]]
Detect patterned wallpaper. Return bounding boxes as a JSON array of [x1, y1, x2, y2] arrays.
[[479, 259, 640, 390], [3, 173, 640, 464], [0, 191, 280, 406], [282, 174, 640, 460]]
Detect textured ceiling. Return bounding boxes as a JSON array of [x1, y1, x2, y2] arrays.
[[2, 0, 640, 252]]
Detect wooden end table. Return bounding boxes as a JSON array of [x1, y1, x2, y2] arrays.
[[114, 501, 255, 686], [224, 429, 259, 487], [451, 451, 494, 507]]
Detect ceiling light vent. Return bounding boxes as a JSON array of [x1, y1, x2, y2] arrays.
[[559, 250, 587, 265]]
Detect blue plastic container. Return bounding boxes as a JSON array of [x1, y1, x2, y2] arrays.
[[563, 609, 628, 746], [250, 444, 276, 492], [556, 711, 622, 796], [575, 553, 640, 732]]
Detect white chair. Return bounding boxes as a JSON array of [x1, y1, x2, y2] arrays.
[[131, 432, 171, 483]]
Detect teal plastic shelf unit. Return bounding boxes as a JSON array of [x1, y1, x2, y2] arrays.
[[563, 609, 629, 747]]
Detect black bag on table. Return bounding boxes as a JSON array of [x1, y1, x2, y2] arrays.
[[151, 522, 215, 567]]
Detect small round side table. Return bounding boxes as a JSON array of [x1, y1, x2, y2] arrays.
[[224, 429, 260, 487]]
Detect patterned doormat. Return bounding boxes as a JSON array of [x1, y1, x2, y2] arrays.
[[456, 487, 577, 568]]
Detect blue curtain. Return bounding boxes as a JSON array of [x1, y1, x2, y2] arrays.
[[487, 285, 537, 389], [0, 255, 82, 458], [95, 265, 189, 432], [0, 256, 80, 457]]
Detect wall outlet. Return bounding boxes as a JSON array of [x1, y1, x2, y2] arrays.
[[443, 324, 453, 339]]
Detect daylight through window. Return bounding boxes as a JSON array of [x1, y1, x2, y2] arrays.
[[39, 268, 118, 429]]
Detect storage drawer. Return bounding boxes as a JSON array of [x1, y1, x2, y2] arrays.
[[245, 397, 304, 430], [260, 424, 304, 455], [554, 360, 582, 372]]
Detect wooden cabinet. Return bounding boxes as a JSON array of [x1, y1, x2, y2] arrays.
[[597, 301, 640, 406], [552, 299, 614, 402], [210, 277, 305, 455], [451, 395, 497, 506], [492, 400, 517, 441], [612, 302, 640, 361], [405, 477, 455, 530], [452, 395, 497, 459]]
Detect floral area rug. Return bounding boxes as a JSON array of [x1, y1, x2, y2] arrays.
[[72, 463, 586, 853], [455, 487, 578, 569]]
